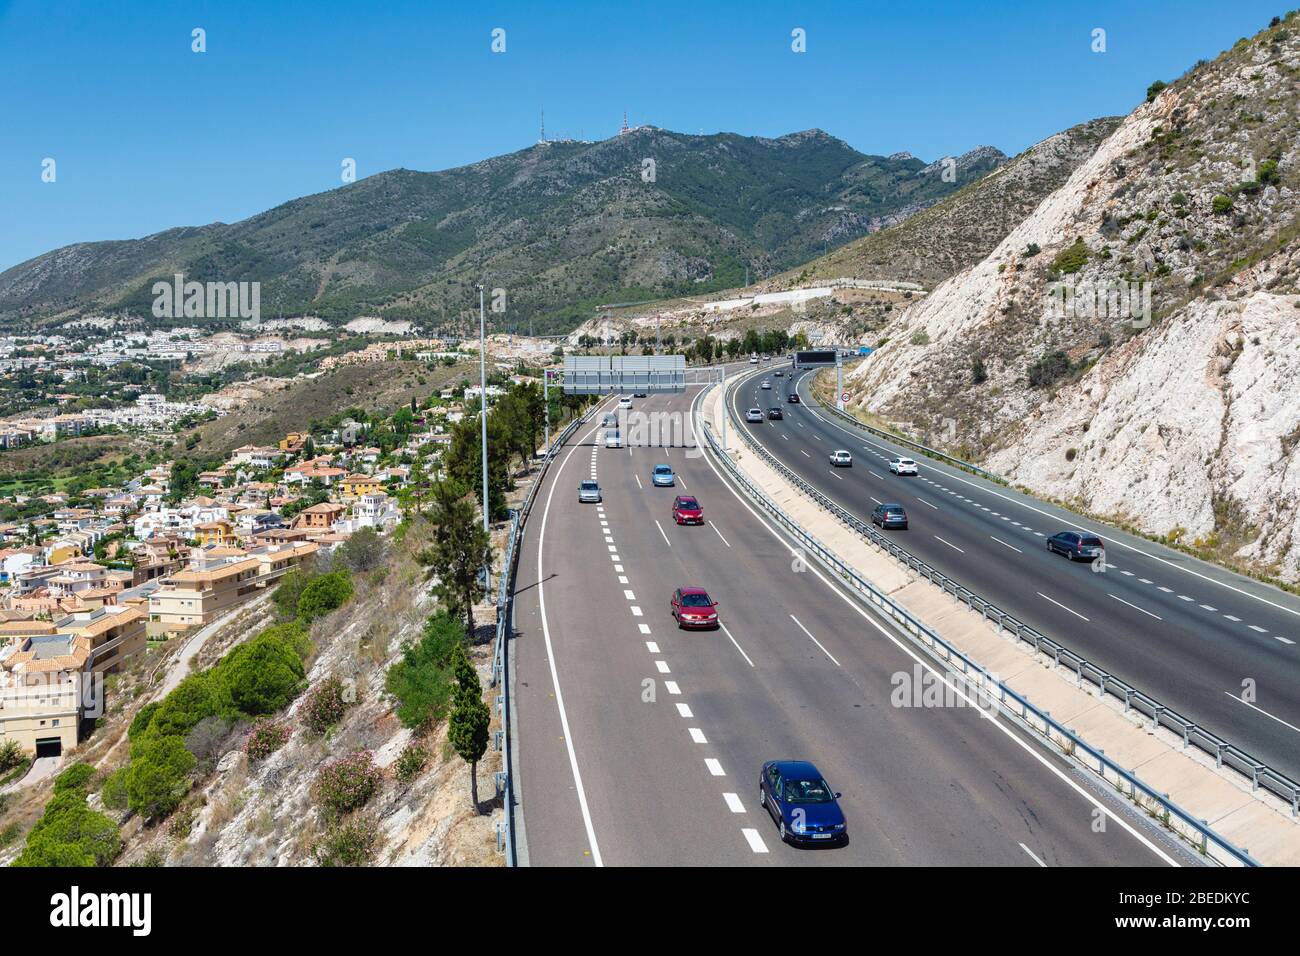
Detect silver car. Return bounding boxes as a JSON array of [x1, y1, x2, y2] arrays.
[[745, 408, 763, 423], [578, 480, 602, 504]]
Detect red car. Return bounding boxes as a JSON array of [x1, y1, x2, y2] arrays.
[[672, 495, 704, 525], [670, 587, 719, 629]]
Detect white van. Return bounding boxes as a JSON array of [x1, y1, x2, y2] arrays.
[[604, 429, 622, 448]]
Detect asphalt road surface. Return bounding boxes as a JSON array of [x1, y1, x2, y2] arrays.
[[728, 363, 1300, 783], [512, 382, 1186, 866]]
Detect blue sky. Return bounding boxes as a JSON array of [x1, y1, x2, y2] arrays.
[[0, 0, 1285, 271]]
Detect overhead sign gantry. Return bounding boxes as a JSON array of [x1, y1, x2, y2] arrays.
[[562, 355, 686, 394]]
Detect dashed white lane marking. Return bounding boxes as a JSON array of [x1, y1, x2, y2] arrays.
[[604, 536, 614, 544], [1139, 578, 1154, 584], [607, 545, 617, 553], [1038, 591, 1090, 622], [934, 535, 965, 554], [618, 575, 629, 584], [1109, 593, 1162, 620], [645, 641, 659, 652], [615, 564, 624, 572], [655, 520, 672, 546], [635, 474, 643, 489], [1249, 625, 1268, 633], [990, 535, 1022, 554], [705, 758, 725, 776], [655, 660, 671, 673], [1120, 570, 1135, 576], [631, 606, 643, 617], [1157, 586, 1173, 594], [799, 449, 811, 458], [723, 792, 745, 813], [675, 702, 693, 717], [689, 727, 707, 743], [1020, 843, 1047, 867], [870, 496, 882, 504], [1276, 636, 1297, 645], [1223, 693, 1300, 735], [1224, 614, 1242, 622], [829, 470, 843, 480], [869, 470, 884, 479], [718, 622, 756, 668], [1177, 595, 1194, 602], [742, 828, 769, 853], [711, 523, 732, 547], [678, 475, 688, 488], [790, 614, 841, 666], [1199, 604, 1217, 611], [623, 589, 636, 600], [665, 681, 681, 695], [638, 623, 651, 634]]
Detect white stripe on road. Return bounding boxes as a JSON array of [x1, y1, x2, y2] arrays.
[[790, 614, 840, 666], [741, 828, 769, 853], [655, 520, 672, 546], [718, 622, 756, 668], [933, 535, 965, 554], [723, 792, 745, 813], [655, 660, 670, 673], [689, 727, 707, 743], [645, 641, 659, 653], [1223, 693, 1300, 735], [711, 523, 732, 547], [675, 702, 692, 717], [705, 758, 725, 776], [1037, 591, 1090, 621], [990, 535, 1022, 553], [1020, 843, 1047, 867], [1109, 593, 1162, 620]]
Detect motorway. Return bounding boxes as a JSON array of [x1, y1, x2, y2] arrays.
[[512, 381, 1188, 866], [729, 363, 1300, 782]]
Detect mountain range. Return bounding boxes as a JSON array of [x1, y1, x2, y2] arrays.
[[0, 129, 1005, 334]]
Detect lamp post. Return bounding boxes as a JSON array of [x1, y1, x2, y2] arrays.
[[477, 285, 491, 598], [543, 367, 551, 452]]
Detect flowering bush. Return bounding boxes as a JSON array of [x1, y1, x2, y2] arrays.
[[312, 751, 381, 816], [245, 719, 291, 760], [301, 676, 350, 735]]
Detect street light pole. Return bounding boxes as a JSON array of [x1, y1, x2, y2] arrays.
[[478, 285, 489, 535], [543, 368, 550, 452]]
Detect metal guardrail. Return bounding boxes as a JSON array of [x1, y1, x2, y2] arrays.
[[491, 412, 586, 865], [701, 390, 1259, 865], [727, 369, 1300, 818]]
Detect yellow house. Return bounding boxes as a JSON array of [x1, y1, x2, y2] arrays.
[[338, 473, 383, 498], [194, 520, 239, 548], [46, 542, 82, 565]]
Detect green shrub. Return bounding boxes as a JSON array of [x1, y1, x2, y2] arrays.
[[0, 738, 24, 772], [1024, 243, 1040, 256], [298, 571, 354, 621], [312, 751, 381, 816], [1146, 80, 1167, 102], [301, 676, 351, 735], [246, 718, 291, 760], [394, 744, 429, 783], [53, 762, 96, 794], [273, 568, 313, 621], [385, 611, 461, 732], [313, 815, 380, 866], [1212, 194, 1234, 214], [1050, 238, 1090, 275], [1027, 350, 1074, 388], [127, 701, 160, 741], [215, 630, 306, 716], [1257, 159, 1280, 184], [136, 673, 219, 747], [126, 734, 197, 820], [100, 767, 129, 811], [12, 789, 121, 867]]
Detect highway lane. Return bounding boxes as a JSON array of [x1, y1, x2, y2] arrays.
[[730, 364, 1300, 781], [513, 384, 1185, 866]]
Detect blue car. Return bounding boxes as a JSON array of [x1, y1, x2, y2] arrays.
[[759, 760, 847, 846], [651, 464, 675, 487]]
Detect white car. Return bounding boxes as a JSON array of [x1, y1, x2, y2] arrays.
[[605, 429, 623, 448], [618, 397, 633, 410], [888, 457, 918, 475], [829, 450, 853, 467], [760, 380, 771, 390], [745, 408, 763, 423], [749, 356, 760, 364]]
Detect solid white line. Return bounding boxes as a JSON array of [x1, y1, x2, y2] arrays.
[[741, 828, 769, 853], [790, 613, 841, 666], [723, 792, 745, 813], [705, 758, 725, 776], [990, 535, 1022, 554], [689, 727, 707, 743], [1037, 591, 1090, 622], [718, 622, 756, 668], [535, 415, 607, 866], [693, 374, 1177, 865], [1223, 693, 1300, 735], [933, 535, 965, 554], [1020, 843, 1047, 867], [655, 520, 671, 546], [1109, 593, 1162, 620], [711, 523, 732, 547]]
